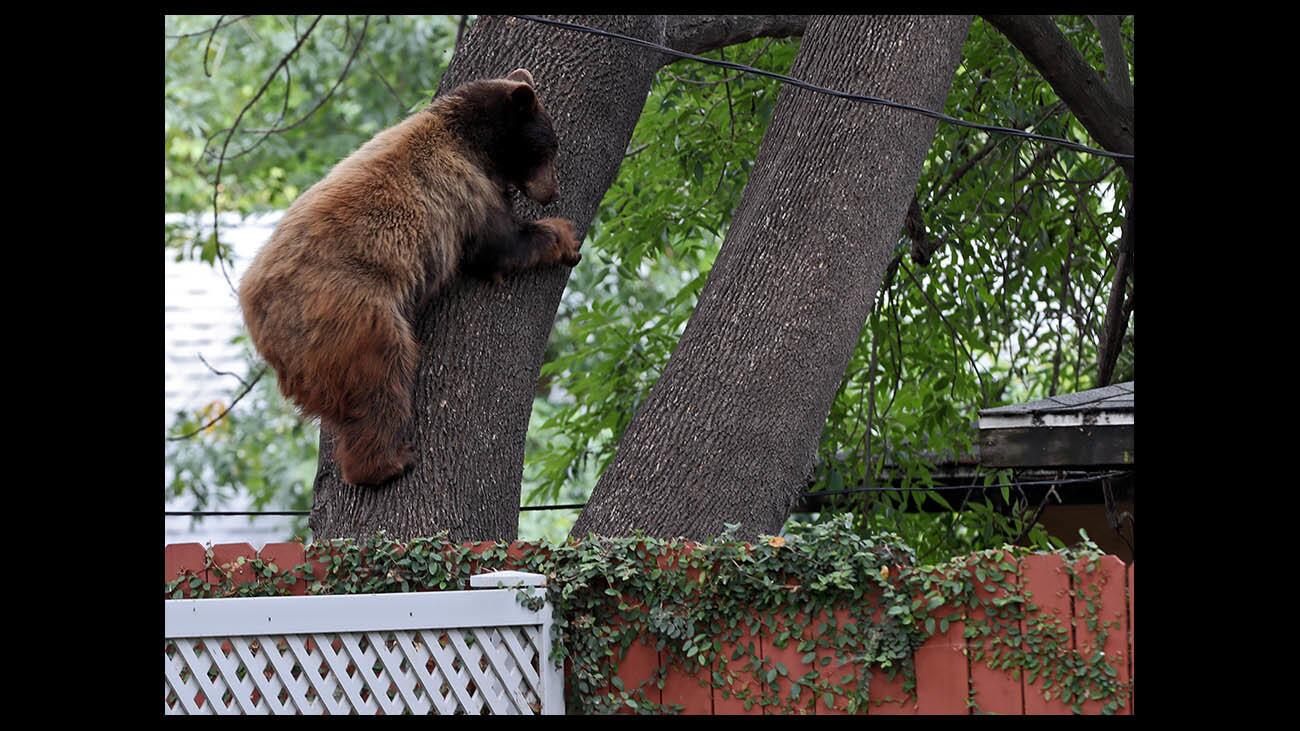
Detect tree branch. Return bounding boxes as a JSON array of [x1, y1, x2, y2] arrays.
[[167, 367, 267, 441], [455, 15, 469, 52], [244, 16, 370, 136], [1097, 190, 1133, 386], [1088, 15, 1133, 109], [167, 15, 250, 39], [208, 14, 324, 296], [982, 15, 1133, 178], [904, 196, 941, 266], [662, 15, 808, 60]]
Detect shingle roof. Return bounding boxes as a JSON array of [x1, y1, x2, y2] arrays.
[[980, 381, 1133, 417]]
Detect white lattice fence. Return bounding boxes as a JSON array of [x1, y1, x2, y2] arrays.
[[164, 571, 563, 715]]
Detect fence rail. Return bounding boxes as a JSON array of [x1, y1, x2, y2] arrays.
[[164, 570, 563, 715], [165, 541, 1132, 715]]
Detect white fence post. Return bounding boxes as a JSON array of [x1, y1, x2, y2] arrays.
[[470, 570, 565, 716], [164, 570, 565, 715]]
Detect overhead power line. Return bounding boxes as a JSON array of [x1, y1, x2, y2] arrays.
[[165, 470, 1132, 517], [507, 15, 1133, 162]]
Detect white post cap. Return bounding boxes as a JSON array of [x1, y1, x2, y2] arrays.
[[470, 570, 548, 588]]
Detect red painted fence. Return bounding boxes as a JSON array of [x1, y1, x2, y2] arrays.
[[165, 542, 1133, 715]]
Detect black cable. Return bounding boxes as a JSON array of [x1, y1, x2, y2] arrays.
[[507, 15, 1133, 162], [166, 511, 309, 516], [165, 470, 1131, 516], [165, 504, 590, 516], [805, 470, 1130, 499]]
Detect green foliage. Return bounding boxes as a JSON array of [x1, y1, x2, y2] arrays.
[[165, 15, 460, 530], [525, 39, 799, 509], [527, 17, 1133, 560], [166, 352, 318, 537], [166, 520, 1130, 715], [803, 17, 1132, 562], [164, 16, 1135, 557], [165, 15, 461, 257]]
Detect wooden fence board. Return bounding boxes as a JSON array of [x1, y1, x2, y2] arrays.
[[662, 653, 712, 714], [1128, 562, 1134, 714], [165, 543, 207, 598], [761, 609, 816, 714], [210, 543, 257, 587], [1020, 553, 1074, 714], [865, 601, 915, 715], [967, 552, 1024, 715], [615, 636, 662, 713], [712, 615, 763, 714], [813, 608, 861, 714], [914, 602, 967, 714], [258, 542, 306, 596], [1073, 555, 1130, 715]]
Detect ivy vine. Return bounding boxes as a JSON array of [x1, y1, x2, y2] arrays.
[[165, 517, 1130, 714]]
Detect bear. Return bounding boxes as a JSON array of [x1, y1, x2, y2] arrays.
[[238, 68, 581, 487]]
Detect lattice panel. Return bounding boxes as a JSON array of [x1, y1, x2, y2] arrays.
[[164, 626, 545, 715]]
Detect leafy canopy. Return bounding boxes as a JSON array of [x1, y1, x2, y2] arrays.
[[164, 16, 1133, 560]]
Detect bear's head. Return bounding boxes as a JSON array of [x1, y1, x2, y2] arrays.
[[449, 68, 560, 205]]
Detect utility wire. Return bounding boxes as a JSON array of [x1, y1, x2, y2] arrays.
[[802, 470, 1130, 500], [508, 15, 1133, 162], [165, 470, 1132, 516]]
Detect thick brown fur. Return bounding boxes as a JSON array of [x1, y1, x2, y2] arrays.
[[239, 69, 581, 487]]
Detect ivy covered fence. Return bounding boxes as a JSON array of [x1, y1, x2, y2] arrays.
[[164, 519, 1133, 714]]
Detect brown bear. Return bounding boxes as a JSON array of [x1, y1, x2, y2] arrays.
[[238, 68, 581, 487]]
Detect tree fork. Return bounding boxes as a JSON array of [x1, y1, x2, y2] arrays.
[[309, 15, 810, 542], [572, 15, 973, 541]]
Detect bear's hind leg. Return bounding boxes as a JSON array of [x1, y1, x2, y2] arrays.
[[329, 306, 419, 487], [336, 415, 415, 487]]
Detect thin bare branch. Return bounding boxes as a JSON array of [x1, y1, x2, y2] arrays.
[[210, 14, 324, 296], [203, 15, 225, 77], [219, 62, 293, 164], [931, 101, 1064, 202], [244, 16, 371, 136], [167, 15, 249, 40], [363, 46, 406, 110], [197, 352, 251, 390], [1049, 217, 1075, 396], [720, 46, 736, 140], [167, 367, 268, 441]]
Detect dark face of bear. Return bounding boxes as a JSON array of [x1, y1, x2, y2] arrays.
[[452, 69, 560, 205]]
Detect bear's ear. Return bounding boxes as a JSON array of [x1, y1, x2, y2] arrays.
[[509, 82, 536, 111], [505, 67, 535, 86]]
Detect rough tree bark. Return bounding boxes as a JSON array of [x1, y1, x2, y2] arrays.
[[309, 16, 808, 542], [571, 15, 973, 541]]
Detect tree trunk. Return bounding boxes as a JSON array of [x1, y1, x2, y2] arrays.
[[309, 15, 670, 542], [571, 15, 972, 541], [309, 16, 810, 542]]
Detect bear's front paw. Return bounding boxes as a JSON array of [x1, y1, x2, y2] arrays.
[[537, 217, 582, 267]]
